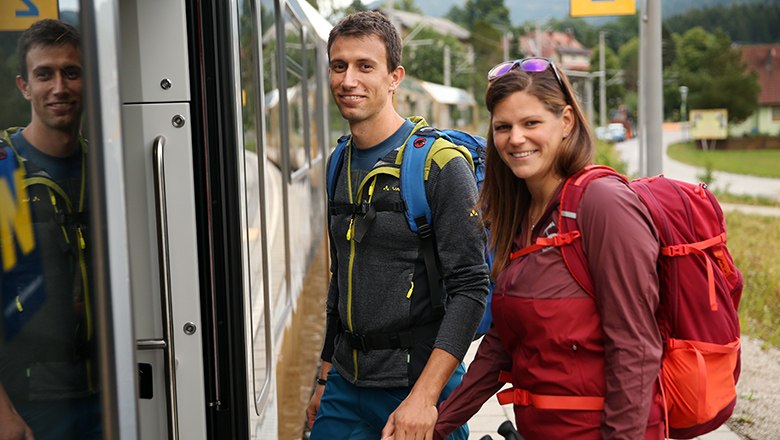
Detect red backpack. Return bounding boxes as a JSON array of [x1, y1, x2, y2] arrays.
[[514, 165, 743, 439]]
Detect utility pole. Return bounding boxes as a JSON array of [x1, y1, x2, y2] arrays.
[[599, 31, 607, 128], [444, 45, 451, 87], [639, 0, 663, 176]]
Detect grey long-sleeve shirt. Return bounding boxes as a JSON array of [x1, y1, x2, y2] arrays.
[[321, 119, 489, 388]]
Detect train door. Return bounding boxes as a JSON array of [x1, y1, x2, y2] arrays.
[[0, 1, 138, 439], [118, 0, 280, 438], [118, 0, 210, 435]]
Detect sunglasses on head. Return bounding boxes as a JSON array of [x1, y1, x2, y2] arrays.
[[487, 57, 572, 104]]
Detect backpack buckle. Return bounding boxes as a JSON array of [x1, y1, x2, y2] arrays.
[[344, 331, 368, 353], [662, 245, 691, 257], [552, 231, 581, 246]]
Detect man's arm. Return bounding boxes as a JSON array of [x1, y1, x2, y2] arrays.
[[306, 229, 340, 429], [0, 383, 33, 440], [381, 348, 458, 440]]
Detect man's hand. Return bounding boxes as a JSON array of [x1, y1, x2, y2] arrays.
[[306, 361, 331, 430], [306, 383, 325, 429], [380, 391, 437, 440], [0, 402, 34, 440], [381, 348, 459, 440]]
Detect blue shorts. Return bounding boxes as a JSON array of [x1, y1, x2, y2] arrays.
[[310, 363, 468, 439]]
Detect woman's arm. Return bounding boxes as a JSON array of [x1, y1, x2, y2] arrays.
[[434, 328, 512, 440], [580, 177, 663, 439]]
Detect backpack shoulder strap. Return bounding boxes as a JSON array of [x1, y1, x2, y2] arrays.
[[510, 165, 626, 297], [400, 126, 438, 234], [558, 165, 627, 298], [326, 135, 350, 202]]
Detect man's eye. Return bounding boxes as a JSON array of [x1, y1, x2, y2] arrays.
[[331, 63, 346, 72], [36, 71, 52, 80], [64, 68, 81, 80]]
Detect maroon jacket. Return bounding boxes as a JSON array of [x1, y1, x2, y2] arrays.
[[436, 176, 665, 439]]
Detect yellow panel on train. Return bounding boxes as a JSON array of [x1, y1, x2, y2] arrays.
[[570, 0, 636, 17], [0, 0, 59, 32]]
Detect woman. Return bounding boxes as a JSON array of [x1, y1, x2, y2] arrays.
[[433, 59, 665, 439]]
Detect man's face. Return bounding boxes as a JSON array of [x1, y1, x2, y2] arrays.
[[16, 43, 83, 133], [328, 34, 402, 125]]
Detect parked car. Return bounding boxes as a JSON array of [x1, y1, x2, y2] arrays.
[[595, 126, 610, 142], [607, 123, 627, 142]]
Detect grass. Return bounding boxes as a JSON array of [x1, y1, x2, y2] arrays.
[[726, 210, 780, 348], [667, 141, 780, 179], [711, 190, 780, 208]]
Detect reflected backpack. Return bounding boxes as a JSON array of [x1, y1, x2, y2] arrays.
[[513, 165, 743, 438], [326, 126, 495, 338]]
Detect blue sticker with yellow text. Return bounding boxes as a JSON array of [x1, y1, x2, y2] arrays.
[[0, 145, 44, 341]]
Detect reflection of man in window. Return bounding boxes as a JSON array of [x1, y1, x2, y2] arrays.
[[0, 19, 99, 440]]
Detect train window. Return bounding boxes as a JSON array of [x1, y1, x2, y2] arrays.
[[283, 8, 309, 175], [0, 3, 105, 439], [239, 0, 274, 410], [260, 0, 290, 340], [304, 29, 321, 164]]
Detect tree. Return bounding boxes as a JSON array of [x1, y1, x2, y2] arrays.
[[590, 44, 625, 120], [668, 27, 759, 123], [0, 33, 28, 129], [446, 0, 510, 31], [402, 27, 471, 90], [394, 0, 422, 14]]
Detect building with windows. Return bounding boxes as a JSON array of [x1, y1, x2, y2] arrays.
[[731, 44, 780, 138]]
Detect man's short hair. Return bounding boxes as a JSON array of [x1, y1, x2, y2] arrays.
[[17, 19, 81, 81], [328, 11, 402, 73]]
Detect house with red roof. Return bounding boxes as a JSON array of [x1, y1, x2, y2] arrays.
[[731, 44, 780, 137], [518, 29, 592, 72]]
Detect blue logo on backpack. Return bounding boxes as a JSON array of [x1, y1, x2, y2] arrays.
[[327, 126, 495, 339]]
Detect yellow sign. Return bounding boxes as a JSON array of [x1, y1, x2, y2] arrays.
[[689, 109, 729, 140], [571, 0, 636, 17], [0, 166, 35, 271], [0, 0, 59, 32]]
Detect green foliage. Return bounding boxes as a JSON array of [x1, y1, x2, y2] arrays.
[[711, 190, 780, 208], [394, 0, 422, 13], [600, 15, 640, 53], [617, 37, 639, 94], [467, 19, 503, 103], [0, 32, 27, 129], [666, 141, 780, 178], [726, 211, 780, 348], [402, 28, 471, 90], [668, 28, 760, 123], [594, 139, 627, 175], [590, 45, 625, 115], [446, 0, 510, 31], [665, 2, 780, 44]]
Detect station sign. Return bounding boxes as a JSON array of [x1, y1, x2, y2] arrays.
[[0, 0, 59, 32], [689, 109, 729, 140], [571, 0, 636, 17]]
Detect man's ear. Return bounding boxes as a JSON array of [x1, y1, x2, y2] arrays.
[[388, 65, 405, 92], [16, 75, 30, 101]]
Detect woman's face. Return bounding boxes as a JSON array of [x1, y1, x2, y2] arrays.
[[491, 90, 573, 188]]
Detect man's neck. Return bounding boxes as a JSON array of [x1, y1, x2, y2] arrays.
[[21, 124, 80, 157], [349, 111, 406, 149]]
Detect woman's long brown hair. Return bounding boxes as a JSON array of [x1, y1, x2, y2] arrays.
[[480, 68, 594, 279]]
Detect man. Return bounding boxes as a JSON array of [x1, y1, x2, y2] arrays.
[[0, 19, 99, 440], [305, 11, 489, 439]]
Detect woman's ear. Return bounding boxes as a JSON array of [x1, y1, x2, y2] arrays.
[[561, 105, 575, 137]]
